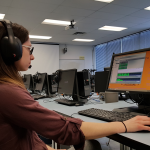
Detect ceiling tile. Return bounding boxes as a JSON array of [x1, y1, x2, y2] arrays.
[[117, 16, 150, 24], [130, 10, 150, 19], [78, 17, 113, 26], [30, 0, 65, 5], [61, 0, 107, 10], [10, 0, 58, 13], [5, 14, 45, 31], [98, 4, 139, 15], [0, 6, 9, 14], [30, 24, 64, 36], [112, 0, 150, 9], [0, 0, 13, 7], [52, 6, 95, 17], [88, 11, 125, 20], [7, 7, 51, 18], [108, 20, 139, 28]]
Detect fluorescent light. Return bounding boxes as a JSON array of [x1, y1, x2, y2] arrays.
[[73, 39, 94, 42], [29, 35, 52, 39], [42, 19, 75, 26], [145, 6, 150, 10], [99, 26, 127, 31], [95, 0, 114, 3], [0, 14, 5, 19]]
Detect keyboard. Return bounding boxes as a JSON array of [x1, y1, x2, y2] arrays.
[[32, 94, 46, 100], [78, 108, 139, 122], [55, 99, 77, 106]]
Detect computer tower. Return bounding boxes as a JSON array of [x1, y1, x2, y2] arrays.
[[48, 75, 58, 94], [77, 71, 91, 97], [95, 71, 109, 93]]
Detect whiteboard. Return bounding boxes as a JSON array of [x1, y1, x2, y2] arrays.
[[59, 59, 85, 71]]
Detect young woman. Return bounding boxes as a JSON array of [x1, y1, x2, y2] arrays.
[[0, 21, 150, 150]]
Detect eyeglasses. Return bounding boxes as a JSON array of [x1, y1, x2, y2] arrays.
[[22, 45, 34, 55]]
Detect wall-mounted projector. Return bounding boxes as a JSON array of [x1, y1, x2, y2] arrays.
[[65, 20, 78, 30]]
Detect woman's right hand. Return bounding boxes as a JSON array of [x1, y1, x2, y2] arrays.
[[124, 116, 150, 132]]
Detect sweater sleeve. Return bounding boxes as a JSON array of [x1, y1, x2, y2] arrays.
[[0, 85, 85, 150]]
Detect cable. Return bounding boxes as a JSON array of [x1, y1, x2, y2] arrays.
[[73, 94, 88, 99], [106, 139, 110, 146], [43, 99, 54, 103]]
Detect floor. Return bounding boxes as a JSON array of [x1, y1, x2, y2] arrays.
[[50, 137, 120, 150], [96, 137, 120, 150]]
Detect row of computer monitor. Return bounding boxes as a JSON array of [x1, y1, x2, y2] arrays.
[[23, 70, 92, 100], [24, 47, 150, 107]]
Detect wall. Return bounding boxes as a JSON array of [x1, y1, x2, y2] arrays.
[[22, 44, 94, 75], [22, 44, 59, 75], [59, 44, 94, 71]]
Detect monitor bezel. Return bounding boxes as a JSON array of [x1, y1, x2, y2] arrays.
[[106, 47, 150, 94], [58, 69, 77, 96]]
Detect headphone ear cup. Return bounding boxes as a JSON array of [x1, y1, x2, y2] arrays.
[[0, 36, 22, 65]]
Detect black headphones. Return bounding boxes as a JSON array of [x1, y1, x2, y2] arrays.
[[0, 20, 22, 65]]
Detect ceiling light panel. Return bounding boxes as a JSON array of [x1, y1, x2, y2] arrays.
[[94, 0, 114, 3], [99, 26, 127, 31], [73, 39, 94, 42], [0, 14, 5, 19], [145, 6, 150, 10], [42, 19, 75, 26], [29, 35, 52, 39]]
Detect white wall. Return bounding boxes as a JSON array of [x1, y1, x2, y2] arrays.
[[22, 44, 59, 75], [59, 44, 94, 71], [22, 44, 94, 75]]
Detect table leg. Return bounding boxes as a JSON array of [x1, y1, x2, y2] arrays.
[[52, 140, 55, 149], [120, 144, 124, 150]]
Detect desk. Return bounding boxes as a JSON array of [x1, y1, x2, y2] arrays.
[[38, 98, 150, 150]]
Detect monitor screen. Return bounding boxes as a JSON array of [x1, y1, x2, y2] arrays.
[[35, 73, 46, 92], [107, 48, 150, 93], [24, 74, 31, 89], [95, 71, 109, 92], [58, 69, 76, 95]]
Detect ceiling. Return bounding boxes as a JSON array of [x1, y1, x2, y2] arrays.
[[1, 0, 150, 46]]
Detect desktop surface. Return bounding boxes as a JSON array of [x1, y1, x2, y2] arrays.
[[38, 98, 150, 149]]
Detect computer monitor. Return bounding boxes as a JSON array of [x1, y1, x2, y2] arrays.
[[95, 71, 109, 93], [23, 74, 34, 93], [77, 71, 91, 97], [48, 74, 58, 94], [35, 73, 50, 96], [58, 69, 80, 101], [106, 47, 150, 114]]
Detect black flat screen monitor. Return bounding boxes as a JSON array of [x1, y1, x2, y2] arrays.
[[35, 73, 50, 96], [24, 74, 31, 89], [24, 74, 34, 92], [95, 71, 109, 93], [106, 47, 150, 114], [58, 69, 80, 101]]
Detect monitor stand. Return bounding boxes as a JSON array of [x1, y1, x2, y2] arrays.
[[113, 93, 150, 115], [113, 105, 149, 116]]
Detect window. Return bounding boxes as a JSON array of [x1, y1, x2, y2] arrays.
[[122, 33, 140, 53], [140, 30, 150, 49], [95, 39, 121, 71]]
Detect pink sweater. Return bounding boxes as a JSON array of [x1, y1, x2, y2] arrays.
[[0, 84, 85, 150]]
